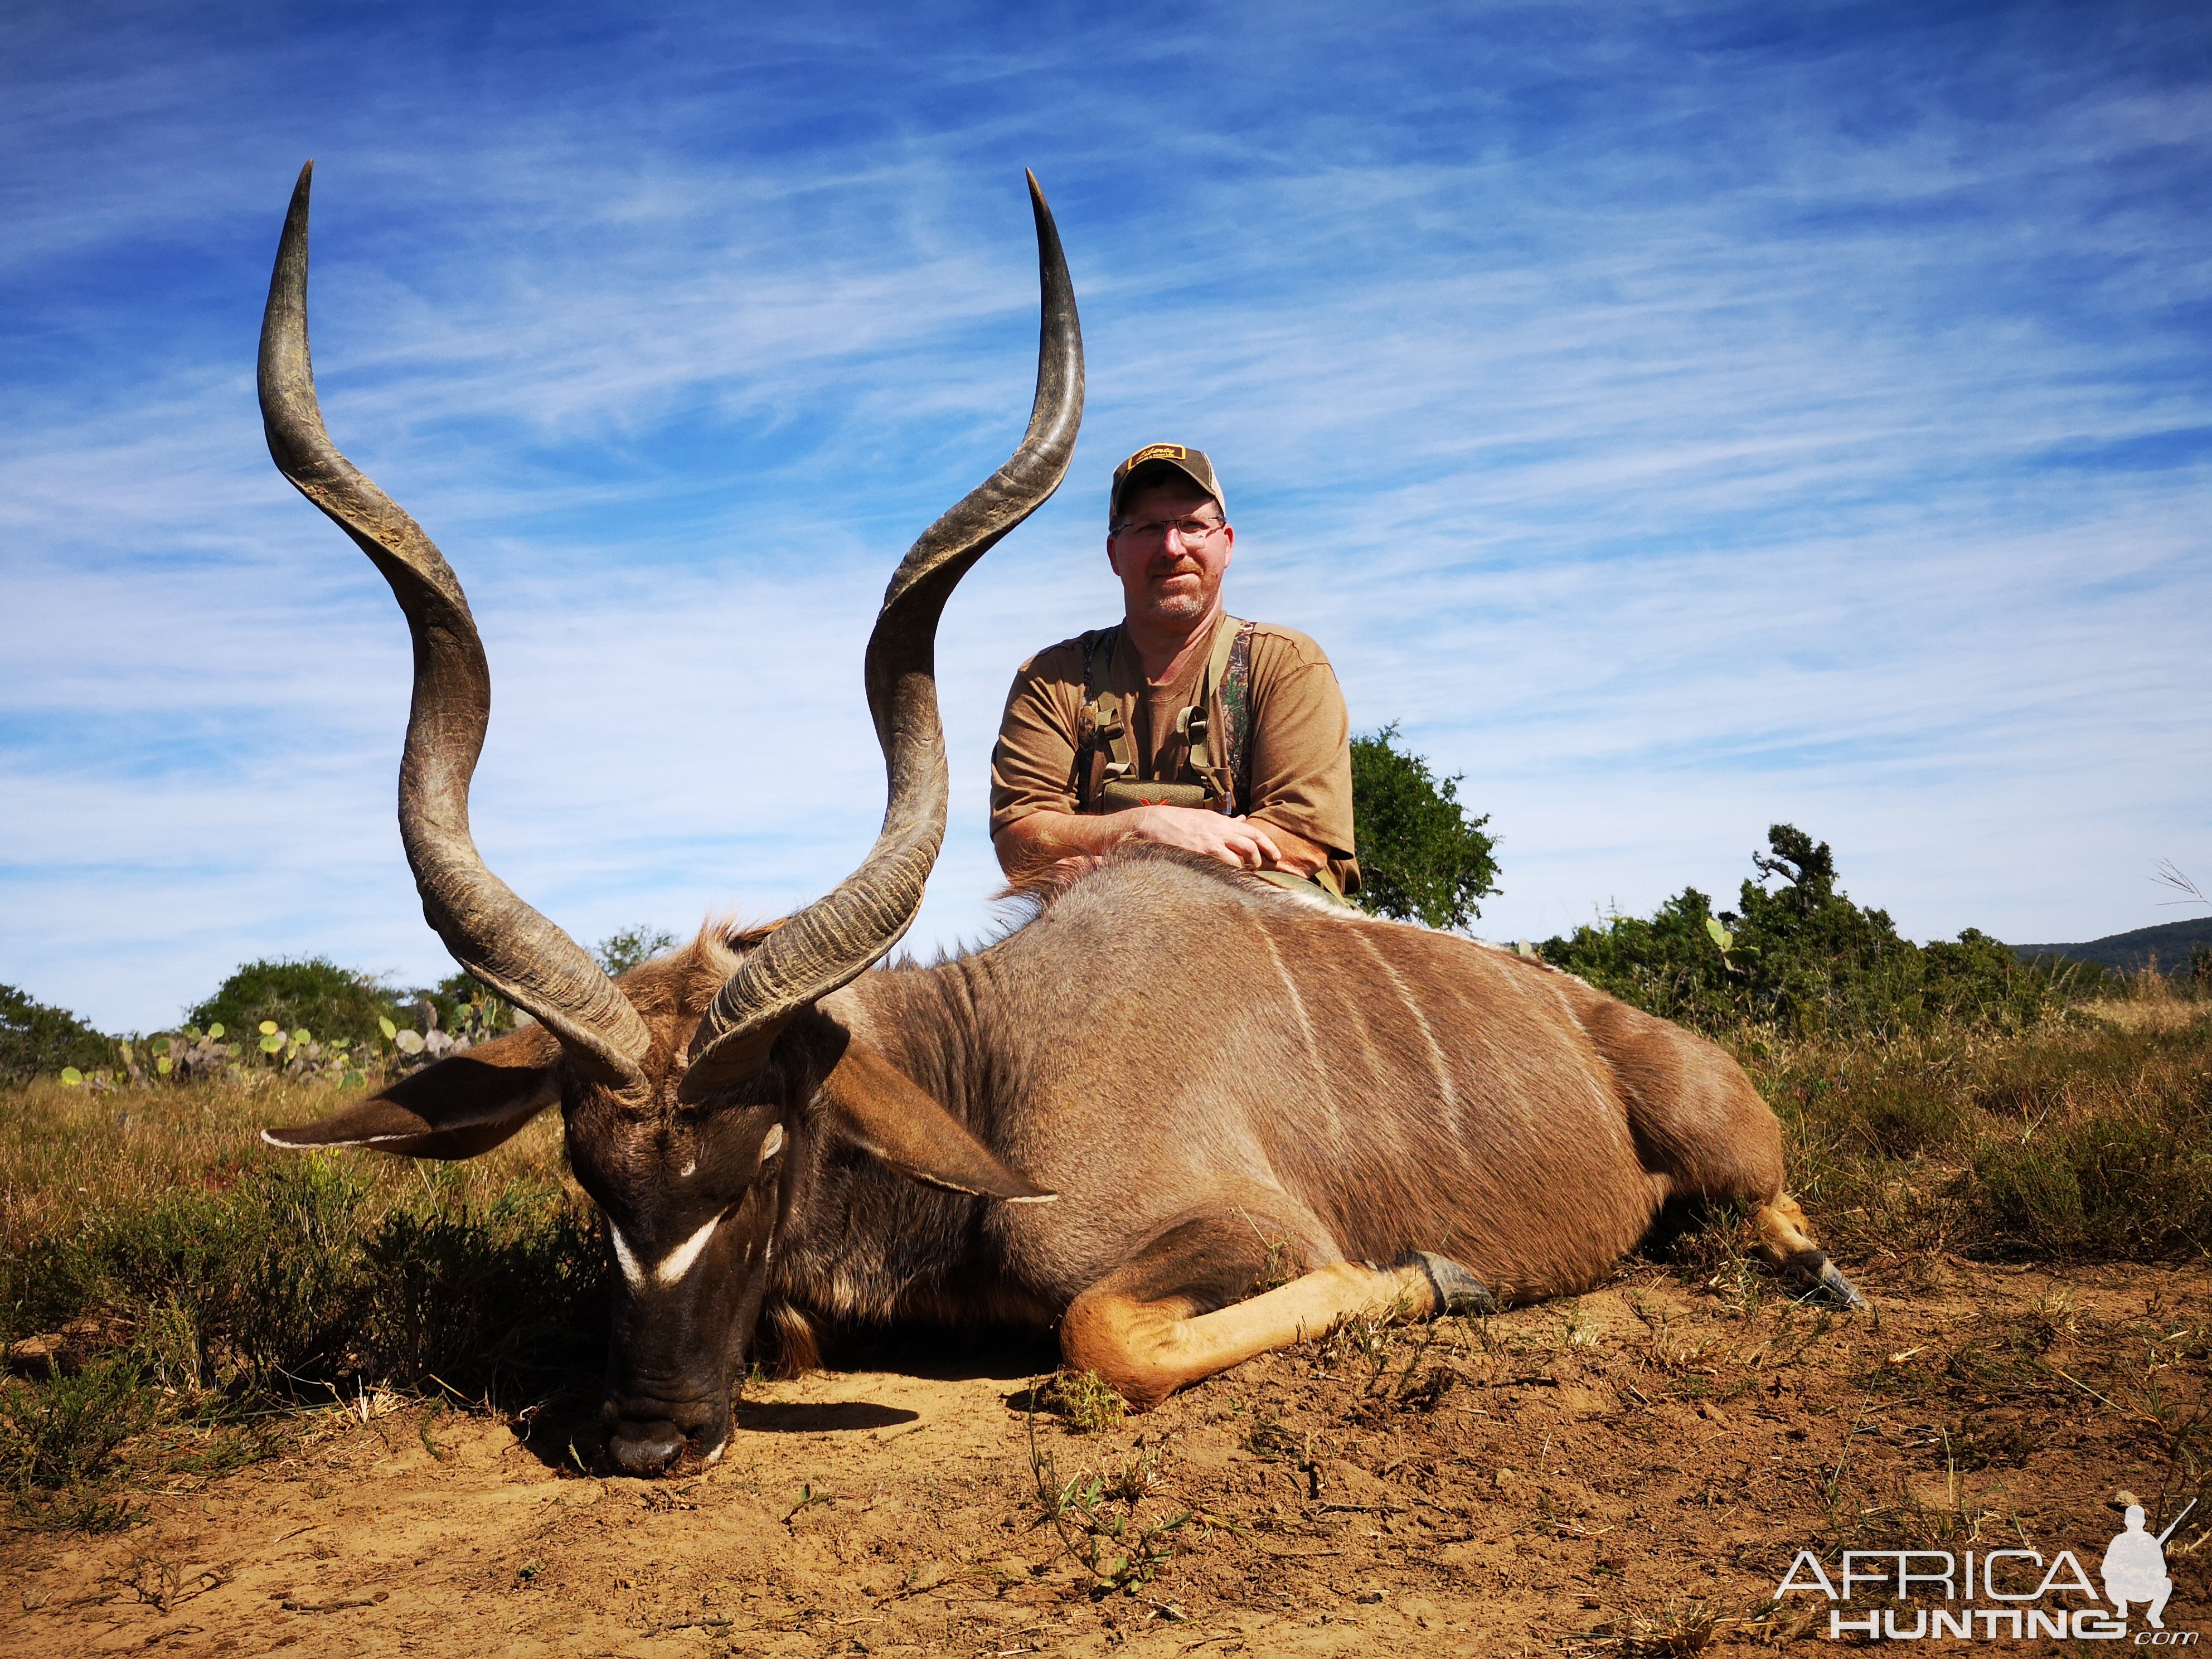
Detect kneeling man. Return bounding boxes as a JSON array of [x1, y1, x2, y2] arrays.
[[991, 443, 1360, 902]]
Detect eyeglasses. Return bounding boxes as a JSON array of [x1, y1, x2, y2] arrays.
[[1112, 516, 1228, 546]]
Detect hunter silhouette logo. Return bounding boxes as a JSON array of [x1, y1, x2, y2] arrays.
[[2106, 1501, 2194, 1631], [1773, 1495, 2199, 1642]]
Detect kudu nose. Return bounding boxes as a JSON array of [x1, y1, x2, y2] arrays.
[[607, 1417, 686, 1477], [604, 1390, 731, 1477]]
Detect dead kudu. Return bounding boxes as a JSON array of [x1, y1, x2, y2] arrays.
[[257, 162, 1863, 1477]]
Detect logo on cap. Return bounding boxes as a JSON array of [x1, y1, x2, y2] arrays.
[[1124, 444, 1187, 468]]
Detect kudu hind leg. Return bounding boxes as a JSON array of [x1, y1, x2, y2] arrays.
[[1631, 1040, 1867, 1311], [1058, 1210, 1493, 1410], [1754, 1192, 1867, 1309]]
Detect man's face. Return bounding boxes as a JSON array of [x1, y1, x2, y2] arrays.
[[1107, 479, 1234, 632]]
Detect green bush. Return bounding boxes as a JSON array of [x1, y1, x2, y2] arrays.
[[1350, 725, 1499, 930], [1973, 1112, 2212, 1260], [0, 984, 116, 1084], [188, 957, 402, 1048], [0, 1134, 608, 1527], [1540, 824, 2073, 1037], [0, 1359, 156, 1525], [12, 1161, 607, 1396]]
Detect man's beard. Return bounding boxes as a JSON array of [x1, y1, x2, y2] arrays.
[[1146, 568, 1209, 620]]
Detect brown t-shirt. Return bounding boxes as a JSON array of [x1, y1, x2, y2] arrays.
[[989, 620, 1361, 893]]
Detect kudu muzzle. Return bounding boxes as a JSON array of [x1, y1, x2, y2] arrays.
[[600, 1186, 778, 1475]]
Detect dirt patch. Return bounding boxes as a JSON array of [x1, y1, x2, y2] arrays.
[[5, 1260, 2207, 1656]]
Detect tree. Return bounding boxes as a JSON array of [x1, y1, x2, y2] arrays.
[[188, 958, 401, 1046], [595, 925, 677, 978], [0, 983, 116, 1083], [1538, 824, 2061, 1036], [1349, 725, 1500, 931]]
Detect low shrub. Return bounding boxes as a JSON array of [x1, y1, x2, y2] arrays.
[[0, 1359, 156, 1498], [1540, 825, 2083, 1039], [1972, 1104, 2212, 1260], [1742, 1008, 2212, 1267], [0, 1078, 600, 1527], [9, 1161, 605, 1398]]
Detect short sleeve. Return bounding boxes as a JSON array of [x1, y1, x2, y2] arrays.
[[988, 640, 1088, 840], [1241, 628, 1361, 892]]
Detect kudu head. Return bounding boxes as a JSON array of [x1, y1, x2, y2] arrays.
[[257, 162, 1081, 1474]]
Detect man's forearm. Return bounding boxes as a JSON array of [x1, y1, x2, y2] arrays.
[[993, 806, 1333, 880], [993, 809, 1137, 879]]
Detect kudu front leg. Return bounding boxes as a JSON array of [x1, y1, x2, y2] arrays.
[[1754, 1192, 1867, 1309], [1058, 1210, 1496, 1410]]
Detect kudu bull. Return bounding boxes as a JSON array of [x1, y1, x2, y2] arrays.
[[258, 162, 1863, 1477]]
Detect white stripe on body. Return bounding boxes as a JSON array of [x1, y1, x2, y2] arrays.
[[1351, 927, 1459, 1133]]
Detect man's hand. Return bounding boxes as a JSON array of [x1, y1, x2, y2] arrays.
[[995, 806, 1332, 880], [1124, 804, 1284, 870]]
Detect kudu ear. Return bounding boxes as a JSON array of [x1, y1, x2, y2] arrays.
[[822, 1042, 1054, 1204], [263, 1022, 564, 1161]]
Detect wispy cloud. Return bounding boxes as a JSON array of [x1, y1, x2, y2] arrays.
[[4, 1, 2208, 1028]]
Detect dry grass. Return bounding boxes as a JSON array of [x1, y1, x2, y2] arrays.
[[2079, 972, 2212, 1032], [1731, 986, 2212, 1269], [1, 1078, 601, 1529], [0, 1073, 571, 1240]]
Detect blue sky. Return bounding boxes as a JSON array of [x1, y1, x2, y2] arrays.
[[4, 1, 2208, 1031]]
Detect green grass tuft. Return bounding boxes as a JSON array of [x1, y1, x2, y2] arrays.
[[1030, 1368, 1129, 1434]]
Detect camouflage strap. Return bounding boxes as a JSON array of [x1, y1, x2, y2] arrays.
[[1217, 620, 1254, 813], [1177, 613, 1244, 799]]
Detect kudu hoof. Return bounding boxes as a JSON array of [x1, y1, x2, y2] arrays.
[[1813, 1257, 1869, 1311], [1396, 1251, 1498, 1317], [1781, 1248, 1869, 1311]]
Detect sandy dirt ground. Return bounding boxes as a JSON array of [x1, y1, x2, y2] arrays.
[[6, 1258, 2208, 1657]]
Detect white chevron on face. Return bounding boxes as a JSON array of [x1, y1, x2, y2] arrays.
[[653, 1214, 722, 1284], [606, 1132, 778, 1301], [607, 1215, 721, 1289], [605, 1125, 782, 1289]]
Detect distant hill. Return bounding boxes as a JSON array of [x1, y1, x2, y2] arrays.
[[2011, 916, 2212, 976]]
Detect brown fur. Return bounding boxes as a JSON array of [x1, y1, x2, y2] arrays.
[[754, 844, 1853, 1404]]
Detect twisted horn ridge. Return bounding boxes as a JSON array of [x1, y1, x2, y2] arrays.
[[259, 161, 653, 1084], [682, 171, 1084, 1097]]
